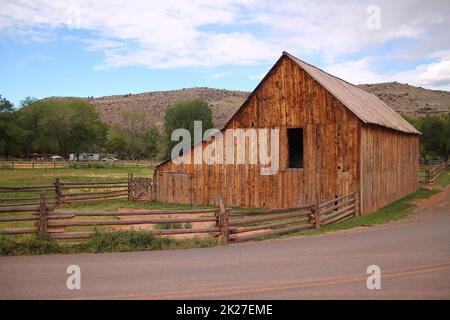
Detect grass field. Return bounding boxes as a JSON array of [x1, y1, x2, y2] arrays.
[[0, 166, 153, 187]]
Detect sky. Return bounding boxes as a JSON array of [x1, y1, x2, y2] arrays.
[[1, 0, 449, 106]]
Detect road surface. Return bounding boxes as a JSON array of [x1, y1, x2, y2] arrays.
[[1, 188, 449, 299]]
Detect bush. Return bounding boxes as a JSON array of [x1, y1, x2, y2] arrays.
[[76, 230, 175, 253], [0, 231, 217, 256], [0, 234, 62, 256], [155, 222, 192, 230]]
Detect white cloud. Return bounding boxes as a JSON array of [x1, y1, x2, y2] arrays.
[[1, 0, 450, 89], [324, 58, 389, 84], [395, 57, 450, 90], [324, 54, 450, 90]]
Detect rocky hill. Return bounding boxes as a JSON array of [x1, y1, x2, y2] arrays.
[[70, 87, 248, 129], [358, 82, 449, 116], [47, 82, 449, 128]]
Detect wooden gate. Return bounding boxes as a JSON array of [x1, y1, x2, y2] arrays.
[[128, 174, 154, 201]]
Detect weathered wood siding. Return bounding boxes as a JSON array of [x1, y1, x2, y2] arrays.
[[156, 56, 360, 208], [360, 125, 419, 213]]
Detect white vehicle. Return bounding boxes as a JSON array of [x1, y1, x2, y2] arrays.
[[101, 156, 119, 162], [50, 155, 64, 161], [70, 153, 100, 161]]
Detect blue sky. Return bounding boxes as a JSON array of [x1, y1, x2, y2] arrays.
[[1, 0, 449, 106]]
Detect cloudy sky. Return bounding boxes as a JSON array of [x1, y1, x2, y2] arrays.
[[1, 0, 449, 105]]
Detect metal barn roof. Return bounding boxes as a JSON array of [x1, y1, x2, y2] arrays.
[[283, 52, 420, 134]]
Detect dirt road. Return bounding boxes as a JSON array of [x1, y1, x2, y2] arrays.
[[1, 188, 449, 299]]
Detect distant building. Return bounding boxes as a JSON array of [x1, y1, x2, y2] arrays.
[[69, 153, 100, 161]]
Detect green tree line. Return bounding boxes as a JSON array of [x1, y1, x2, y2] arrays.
[[0, 95, 214, 161], [403, 114, 450, 162]]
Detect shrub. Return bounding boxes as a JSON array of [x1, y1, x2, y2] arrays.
[[76, 230, 175, 253], [0, 234, 62, 256], [154, 222, 193, 230]]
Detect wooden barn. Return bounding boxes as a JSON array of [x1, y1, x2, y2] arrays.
[[154, 52, 420, 213]]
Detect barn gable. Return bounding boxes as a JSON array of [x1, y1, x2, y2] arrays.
[[225, 52, 419, 134]]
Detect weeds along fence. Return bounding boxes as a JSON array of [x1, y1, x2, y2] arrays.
[[0, 160, 155, 169], [0, 191, 358, 242], [419, 160, 449, 184], [0, 175, 153, 207]]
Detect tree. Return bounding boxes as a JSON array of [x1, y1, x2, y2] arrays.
[[19, 96, 37, 108], [144, 125, 161, 159], [16, 99, 107, 157], [0, 95, 19, 159], [107, 111, 160, 160], [163, 99, 213, 158], [403, 114, 450, 161], [106, 136, 128, 159]]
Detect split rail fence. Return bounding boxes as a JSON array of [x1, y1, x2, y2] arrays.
[[419, 160, 450, 184], [0, 191, 359, 243], [0, 160, 155, 169], [0, 175, 153, 207]]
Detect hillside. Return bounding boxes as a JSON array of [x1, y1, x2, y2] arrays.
[[47, 82, 449, 128], [50, 88, 249, 129], [358, 82, 449, 116]]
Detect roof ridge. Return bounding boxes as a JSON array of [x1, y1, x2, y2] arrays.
[[282, 51, 374, 92], [282, 51, 420, 134]]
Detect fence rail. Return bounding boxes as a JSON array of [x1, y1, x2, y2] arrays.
[[419, 160, 449, 184], [0, 191, 359, 244], [0, 160, 155, 169], [0, 175, 153, 207]]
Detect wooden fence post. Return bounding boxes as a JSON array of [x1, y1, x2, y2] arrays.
[[425, 168, 430, 184], [314, 200, 321, 229], [128, 173, 133, 201], [218, 197, 229, 244], [38, 192, 48, 235], [54, 178, 62, 206], [355, 191, 361, 217]]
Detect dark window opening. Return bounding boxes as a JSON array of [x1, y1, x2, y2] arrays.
[[287, 128, 304, 168]]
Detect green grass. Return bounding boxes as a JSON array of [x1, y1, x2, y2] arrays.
[[58, 199, 214, 212], [0, 231, 217, 256], [0, 167, 153, 187], [434, 169, 450, 188]]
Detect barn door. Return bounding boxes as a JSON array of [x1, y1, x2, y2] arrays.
[[159, 172, 193, 204]]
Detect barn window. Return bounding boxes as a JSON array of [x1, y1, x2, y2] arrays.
[[287, 128, 304, 168]]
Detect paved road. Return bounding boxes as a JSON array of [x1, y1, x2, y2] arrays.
[[1, 190, 449, 299]]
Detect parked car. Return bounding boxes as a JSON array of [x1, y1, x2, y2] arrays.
[[101, 156, 119, 162], [50, 155, 64, 161]]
